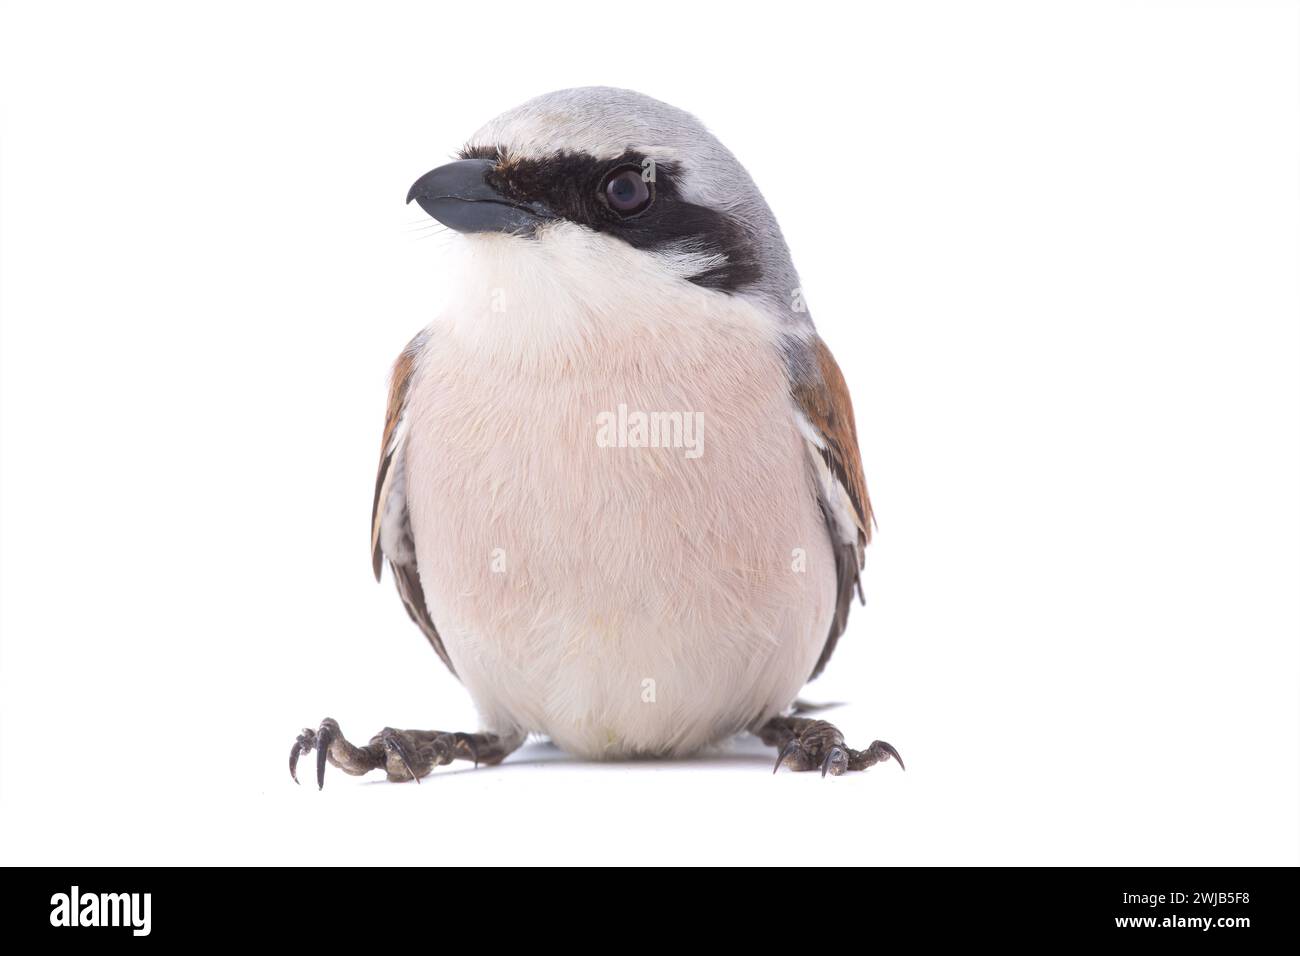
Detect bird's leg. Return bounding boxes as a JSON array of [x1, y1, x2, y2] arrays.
[[289, 718, 522, 789], [759, 715, 905, 777]]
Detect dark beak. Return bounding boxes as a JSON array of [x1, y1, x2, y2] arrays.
[[406, 159, 553, 235]]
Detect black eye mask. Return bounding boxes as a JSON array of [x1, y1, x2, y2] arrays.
[[452, 145, 763, 293]]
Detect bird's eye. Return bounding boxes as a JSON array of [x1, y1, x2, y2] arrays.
[[602, 167, 652, 215]]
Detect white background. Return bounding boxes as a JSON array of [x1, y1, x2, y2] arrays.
[[2, 0, 1298, 866]]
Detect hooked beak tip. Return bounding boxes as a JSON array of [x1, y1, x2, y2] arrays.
[[405, 158, 552, 235]]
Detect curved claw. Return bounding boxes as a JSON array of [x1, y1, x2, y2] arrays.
[[315, 721, 336, 790], [873, 739, 906, 771], [289, 728, 315, 785], [821, 745, 847, 778], [457, 732, 480, 769], [773, 738, 801, 774], [382, 730, 420, 784]]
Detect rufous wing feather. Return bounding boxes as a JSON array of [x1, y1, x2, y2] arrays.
[[792, 336, 874, 680], [370, 333, 456, 677]]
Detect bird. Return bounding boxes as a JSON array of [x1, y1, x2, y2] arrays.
[[289, 87, 903, 787]]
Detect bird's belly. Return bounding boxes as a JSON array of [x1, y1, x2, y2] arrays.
[[403, 318, 835, 758]]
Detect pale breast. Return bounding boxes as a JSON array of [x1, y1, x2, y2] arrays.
[[401, 236, 836, 757]]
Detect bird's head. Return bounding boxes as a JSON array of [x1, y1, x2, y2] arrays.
[[408, 87, 805, 319]]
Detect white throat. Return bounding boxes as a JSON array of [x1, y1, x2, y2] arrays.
[[428, 223, 780, 364]]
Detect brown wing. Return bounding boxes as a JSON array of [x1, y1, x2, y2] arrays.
[[792, 336, 874, 680], [370, 332, 456, 677]]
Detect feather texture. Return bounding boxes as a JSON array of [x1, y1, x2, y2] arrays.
[[792, 336, 874, 679], [370, 332, 456, 675]]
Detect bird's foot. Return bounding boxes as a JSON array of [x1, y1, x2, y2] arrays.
[[288, 718, 517, 789], [759, 716, 904, 777]]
